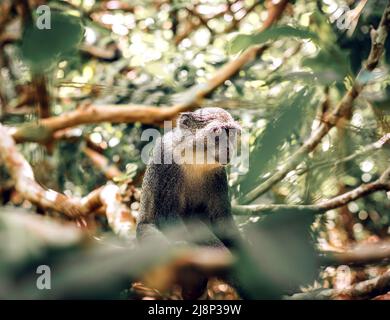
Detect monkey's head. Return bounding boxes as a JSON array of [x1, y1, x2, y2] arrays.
[[177, 107, 241, 166]]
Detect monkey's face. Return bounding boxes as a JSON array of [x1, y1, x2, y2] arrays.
[[178, 108, 241, 166]]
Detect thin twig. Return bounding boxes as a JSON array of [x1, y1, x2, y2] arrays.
[[233, 165, 390, 215], [241, 1, 390, 204], [296, 133, 390, 175]]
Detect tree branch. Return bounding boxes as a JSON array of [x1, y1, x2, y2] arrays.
[[0, 124, 135, 234], [224, 1, 261, 33], [240, 1, 390, 204], [322, 240, 390, 266], [288, 269, 390, 300], [0, 124, 84, 217], [233, 165, 390, 215], [10, 0, 288, 144], [10, 103, 193, 143], [185, 6, 214, 35], [82, 146, 123, 180], [297, 133, 390, 176], [82, 184, 135, 237]]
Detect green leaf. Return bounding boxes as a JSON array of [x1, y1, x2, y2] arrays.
[[230, 26, 318, 54], [239, 87, 316, 196], [235, 209, 318, 299], [308, 11, 337, 47], [302, 47, 350, 81], [20, 10, 84, 72]]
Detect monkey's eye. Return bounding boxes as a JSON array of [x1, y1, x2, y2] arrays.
[[211, 127, 237, 138], [212, 127, 223, 135], [223, 128, 231, 137]]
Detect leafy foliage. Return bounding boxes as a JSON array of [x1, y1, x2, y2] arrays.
[[238, 87, 316, 197], [0, 0, 389, 300], [21, 11, 84, 72]]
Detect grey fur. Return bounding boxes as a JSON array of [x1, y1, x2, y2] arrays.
[[137, 107, 241, 246]]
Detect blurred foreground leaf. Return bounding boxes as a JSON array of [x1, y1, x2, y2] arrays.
[[233, 209, 318, 299], [20, 11, 84, 72]]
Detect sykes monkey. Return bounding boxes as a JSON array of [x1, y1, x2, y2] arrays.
[[137, 107, 242, 298]]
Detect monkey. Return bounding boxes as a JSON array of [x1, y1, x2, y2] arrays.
[[136, 107, 243, 299]]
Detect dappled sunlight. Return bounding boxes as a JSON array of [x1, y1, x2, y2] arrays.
[[0, 0, 389, 301]]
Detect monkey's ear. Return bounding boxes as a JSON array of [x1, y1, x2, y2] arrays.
[[178, 112, 194, 129]]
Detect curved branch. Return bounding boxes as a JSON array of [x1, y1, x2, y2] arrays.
[[0, 124, 135, 234], [233, 165, 390, 215], [185, 6, 214, 35], [288, 270, 390, 300], [323, 240, 390, 266], [83, 184, 136, 237], [11, 0, 289, 144], [10, 103, 192, 143], [0, 124, 84, 217], [224, 1, 261, 33], [82, 146, 123, 180], [241, 1, 390, 204]]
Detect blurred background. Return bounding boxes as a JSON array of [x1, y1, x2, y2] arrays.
[[0, 0, 389, 300]]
